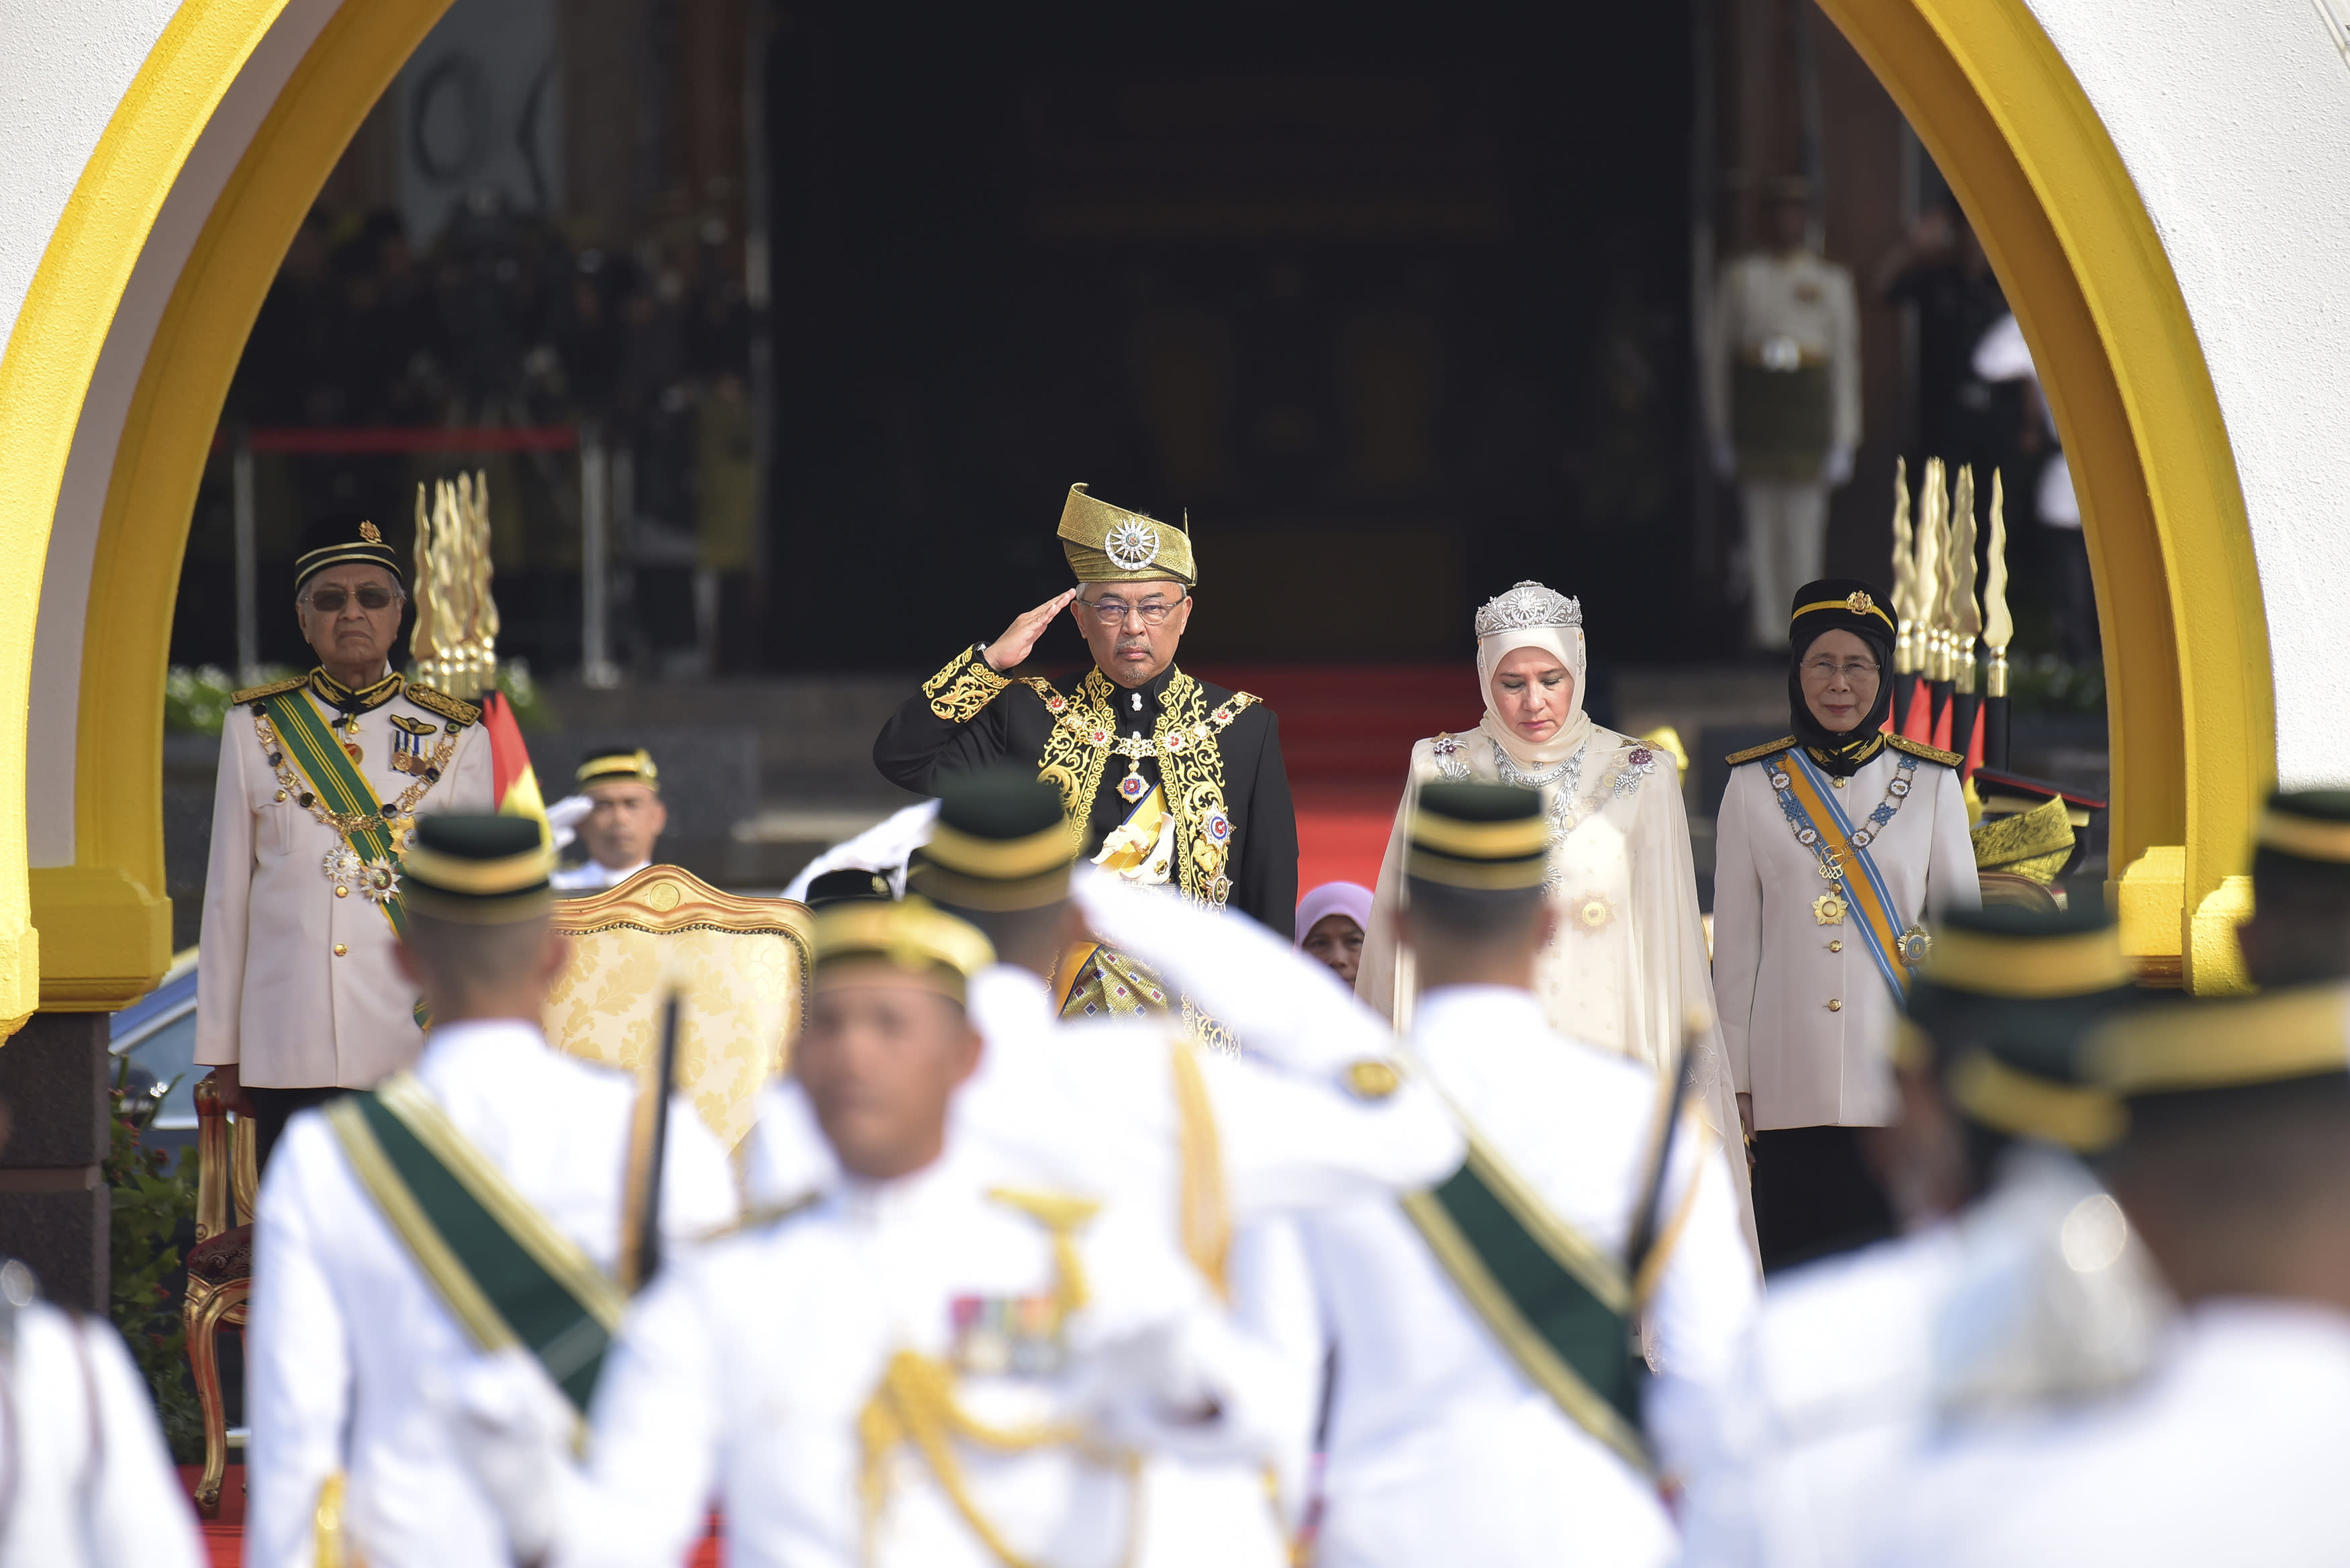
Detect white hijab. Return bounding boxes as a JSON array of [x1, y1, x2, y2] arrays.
[[1476, 619, 1592, 767]]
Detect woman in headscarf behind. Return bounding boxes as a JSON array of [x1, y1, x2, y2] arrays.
[[1711, 579, 1979, 1271], [1357, 581, 1754, 1258]]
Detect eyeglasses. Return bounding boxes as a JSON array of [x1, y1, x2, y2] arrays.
[[303, 585, 402, 613], [1800, 658, 1881, 683], [1076, 593, 1186, 627]]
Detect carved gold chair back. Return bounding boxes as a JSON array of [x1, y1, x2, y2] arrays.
[[545, 865, 812, 1150], [184, 1079, 257, 1518]]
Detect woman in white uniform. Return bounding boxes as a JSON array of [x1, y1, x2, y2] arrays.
[[1711, 578, 1979, 1269], [1357, 580, 1754, 1258]]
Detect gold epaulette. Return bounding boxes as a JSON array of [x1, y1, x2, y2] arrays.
[[1724, 736, 1797, 767], [231, 675, 308, 705], [1887, 735, 1963, 767], [404, 683, 481, 728]]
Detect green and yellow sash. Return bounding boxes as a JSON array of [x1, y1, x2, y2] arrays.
[[263, 688, 410, 938], [326, 1073, 624, 1414], [1403, 1133, 1650, 1471]]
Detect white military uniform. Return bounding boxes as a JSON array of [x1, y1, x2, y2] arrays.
[[549, 858, 650, 892], [195, 669, 494, 1089], [1855, 1297, 2335, 1568], [246, 1018, 737, 1568], [540, 1140, 1271, 1568], [1703, 249, 1862, 648], [1711, 741, 1979, 1130], [1679, 1148, 2169, 1568], [1307, 985, 1760, 1568], [0, 1281, 204, 1568]]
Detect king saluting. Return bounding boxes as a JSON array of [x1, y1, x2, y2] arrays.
[[875, 485, 1298, 948]]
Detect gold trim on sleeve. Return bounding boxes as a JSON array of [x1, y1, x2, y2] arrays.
[[923, 644, 1015, 724]]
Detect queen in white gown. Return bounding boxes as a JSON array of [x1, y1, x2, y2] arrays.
[[1356, 580, 1757, 1257]]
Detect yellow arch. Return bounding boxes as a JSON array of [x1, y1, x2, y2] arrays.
[[4, 0, 2268, 1014], [1814, 0, 2269, 988]]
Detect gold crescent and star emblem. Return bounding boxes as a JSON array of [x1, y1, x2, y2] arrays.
[[359, 518, 383, 544], [1844, 589, 1875, 615]]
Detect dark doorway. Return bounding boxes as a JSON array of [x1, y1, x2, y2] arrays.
[[763, 1, 1698, 670]]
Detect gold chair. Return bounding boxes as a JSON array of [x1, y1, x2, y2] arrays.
[[184, 1075, 260, 1518], [545, 864, 812, 1149]]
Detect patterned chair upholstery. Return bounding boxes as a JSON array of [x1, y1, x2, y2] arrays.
[[183, 1075, 260, 1518], [546, 865, 813, 1149]]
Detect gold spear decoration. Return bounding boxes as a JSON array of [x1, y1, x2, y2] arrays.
[[1890, 457, 1916, 683], [1916, 457, 1946, 688], [411, 473, 500, 700], [1951, 463, 1981, 698], [1981, 469, 2013, 771]]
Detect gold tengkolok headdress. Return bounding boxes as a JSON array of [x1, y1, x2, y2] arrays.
[[1058, 483, 1196, 587], [812, 897, 996, 1003]]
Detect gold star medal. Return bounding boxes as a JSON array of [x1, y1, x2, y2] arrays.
[[1813, 890, 1848, 926]]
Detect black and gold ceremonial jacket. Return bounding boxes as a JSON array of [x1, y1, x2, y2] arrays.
[[874, 644, 1299, 938]]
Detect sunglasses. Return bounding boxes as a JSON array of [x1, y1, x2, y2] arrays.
[[303, 585, 402, 613]]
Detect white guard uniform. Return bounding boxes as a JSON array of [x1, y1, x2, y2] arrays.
[[549, 858, 651, 893], [195, 673, 494, 1089], [737, 877, 1465, 1566], [246, 1019, 737, 1568], [1679, 1148, 2168, 1568], [548, 1138, 1278, 1568], [1856, 1299, 2343, 1568], [1703, 250, 1862, 649], [0, 1287, 203, 1568], [1308, 985, 1759, 1568], [1356, 724, 1752, 1258], [1711, 744, 1979, 1129]]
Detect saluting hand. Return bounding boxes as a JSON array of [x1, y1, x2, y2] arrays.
[[982, 589, 1077, 671]]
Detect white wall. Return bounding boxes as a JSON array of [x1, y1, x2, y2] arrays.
[[2029, 0, 2350, 789], [22, 1, 344, 865]]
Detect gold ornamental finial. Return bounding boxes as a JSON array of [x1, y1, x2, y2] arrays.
[[1983, 469, 2012, 699], [1890, 457, 1916, 677], [1950, 465, 1981, 695], [410, 471, 501, 699]]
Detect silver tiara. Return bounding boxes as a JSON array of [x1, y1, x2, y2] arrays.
[[1474, 581, 1583, 637]]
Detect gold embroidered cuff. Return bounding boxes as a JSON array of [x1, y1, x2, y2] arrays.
[[922, 645, 1013, 724]]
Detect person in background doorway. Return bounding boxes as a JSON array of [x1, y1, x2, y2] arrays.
[[551, 747, 667, 892], [1972, 312, 2098, 667], [1295, 881, 1372, 986], [1871, 201, 2009, 476], [1705, 176, 1862, 651]]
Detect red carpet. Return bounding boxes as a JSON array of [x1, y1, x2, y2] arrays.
[[1188, 664, 1469, 904], [179, 1466, 723, 1565]]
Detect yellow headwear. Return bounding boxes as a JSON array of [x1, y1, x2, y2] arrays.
[[812, 897, 996, 1004], [1058, 484, 1196, 587]]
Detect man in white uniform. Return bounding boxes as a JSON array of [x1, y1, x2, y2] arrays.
[[1859, 985, 2350, 1567], [1678, 905, 2161, 1568], [896, 769, 1457, 1561], [465, 895, 1287, 1568], [549, 746, 666, 891], [1305, 783, 1758, 1568], [246, 814, 736, 1568], [197, 513, 494, 1165], [1705, 177, 1862, 650]]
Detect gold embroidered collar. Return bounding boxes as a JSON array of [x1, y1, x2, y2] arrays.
[[310, 667, 404, 714]]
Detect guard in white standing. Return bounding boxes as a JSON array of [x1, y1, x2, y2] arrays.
[[1307, 783, 1758, 1568], [244, 814, 736, 1568]]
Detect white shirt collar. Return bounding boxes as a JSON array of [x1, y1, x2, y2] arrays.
[[414, 1016, 552, 1087], [596, 858, 651, 880], [1413, 983, 1548, 1040]]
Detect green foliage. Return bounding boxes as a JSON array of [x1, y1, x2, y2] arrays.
[[2004, 653, 2107, 718], [166, 664, 294, 736], [104, 1067, 204, 1462], [496, 657, 558, 732]]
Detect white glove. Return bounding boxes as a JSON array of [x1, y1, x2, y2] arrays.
[[1822, 442, 1856, 487], [1072, 868, 1396, 1075], [438, 1349, 585, 1565], [545, 793, 594, 852]]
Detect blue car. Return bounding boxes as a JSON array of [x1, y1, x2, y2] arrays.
[[109, 948, 201, 1161]]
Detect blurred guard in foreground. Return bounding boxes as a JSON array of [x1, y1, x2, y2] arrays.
[[1303, 783, 1757, 1568], [197, 513, 495, 1166], [1861, 985, 2350, 1567], [2235, 789, 2350, 985], [468, 897, 1286, 1567], [1678, 904, 2160, 1568], [246, 815, 735, 1568]]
